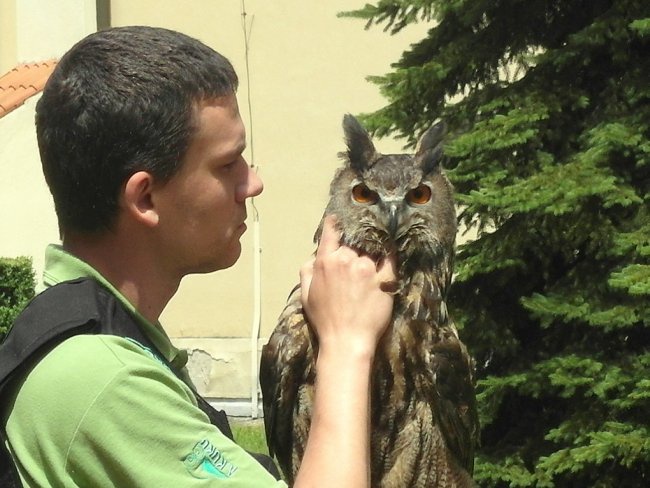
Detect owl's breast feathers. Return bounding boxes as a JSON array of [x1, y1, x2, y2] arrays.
[[260, 273, 478, 485], [259, 286, 316, 483], [374, 270, 478, 474]]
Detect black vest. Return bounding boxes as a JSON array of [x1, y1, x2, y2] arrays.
[[0, 278, 279, 486]]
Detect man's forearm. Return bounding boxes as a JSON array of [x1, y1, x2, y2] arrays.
[[293, 347, 374, 488]]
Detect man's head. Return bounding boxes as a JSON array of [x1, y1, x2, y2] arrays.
[[36, 26, 238, 236]]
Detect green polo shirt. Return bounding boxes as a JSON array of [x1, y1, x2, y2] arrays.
[[3, 244, 286, 487]]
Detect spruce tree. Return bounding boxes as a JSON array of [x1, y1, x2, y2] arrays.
[[342, 1, 649, 486]]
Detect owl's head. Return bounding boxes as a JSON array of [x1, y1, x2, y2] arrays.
[[317, 115, 457, 273]]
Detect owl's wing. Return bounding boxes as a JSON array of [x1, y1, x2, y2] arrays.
[[430, 328, 480, 473], [259, 285, 313, 479]]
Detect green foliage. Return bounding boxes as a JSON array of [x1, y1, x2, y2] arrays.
[[0, 257, 36, 340], [343, 0, 650, 486]]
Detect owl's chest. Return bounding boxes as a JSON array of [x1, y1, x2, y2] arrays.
[[372, 292, 447, 401], [295, 277, 448, 396]]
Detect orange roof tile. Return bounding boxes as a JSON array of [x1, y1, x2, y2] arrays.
[[0, 59, 57, 119]]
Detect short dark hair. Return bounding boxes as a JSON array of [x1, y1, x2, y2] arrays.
[[36, 26, 238, 234]]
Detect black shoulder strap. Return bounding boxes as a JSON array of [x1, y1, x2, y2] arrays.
[[1, 279, 107, 488], [0, 279, 104, 389], [0, 278, 279, 483]]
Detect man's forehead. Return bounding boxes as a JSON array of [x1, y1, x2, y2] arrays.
[[191, 95, 244, 134], [195, 93, 239, 111]]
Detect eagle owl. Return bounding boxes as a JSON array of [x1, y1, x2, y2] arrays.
[[260, 115, 478, 487]]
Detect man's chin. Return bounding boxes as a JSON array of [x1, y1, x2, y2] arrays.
[[188, 245, 242, 275]]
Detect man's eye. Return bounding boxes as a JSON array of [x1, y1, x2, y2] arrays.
[[223, 159, 239, 170]]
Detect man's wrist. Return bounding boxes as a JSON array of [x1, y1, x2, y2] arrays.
[[316, 338, 376, 371]]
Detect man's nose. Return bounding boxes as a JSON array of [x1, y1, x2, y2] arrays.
[[237, 164, 264, 202]]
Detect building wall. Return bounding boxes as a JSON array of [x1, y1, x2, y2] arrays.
[[1, 1, 431, 413], [0, 0, 97, 273], [0, 96, 59, 274], [0, 0, 96, 69], [0, 0, 17, 73]]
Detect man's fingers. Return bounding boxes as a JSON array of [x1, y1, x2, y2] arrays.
[[316, 215, 341, 258], [300, 258, 315, 293], [299, 257, 316, 315]]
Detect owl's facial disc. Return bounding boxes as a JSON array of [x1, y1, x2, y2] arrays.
[[380, 182, 434, 239], [348, 179, 435, 241]]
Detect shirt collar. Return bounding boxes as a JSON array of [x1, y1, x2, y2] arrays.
[[42, 244, 187, 369]]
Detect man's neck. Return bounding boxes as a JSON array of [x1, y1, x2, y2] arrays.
[[63, 231, 179, 324]]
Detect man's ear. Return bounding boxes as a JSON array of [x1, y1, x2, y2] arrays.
[[123, 171, 159, 227]]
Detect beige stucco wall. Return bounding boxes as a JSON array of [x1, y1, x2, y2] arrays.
[[0, 0, 17, 73], [0, 0, 97, 273], [0, 96, 59, 274], [1, 1, 431, 409], [0, 0, 96, 69]]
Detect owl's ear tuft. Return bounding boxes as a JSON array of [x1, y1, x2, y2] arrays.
[[415, 121, 446, 173], [343, 114, 379, 172]]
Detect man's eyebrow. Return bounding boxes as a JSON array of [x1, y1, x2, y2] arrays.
[[216, 142, 246, 164]]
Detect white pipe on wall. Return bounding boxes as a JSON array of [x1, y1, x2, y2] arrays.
[[241, 1, 260, 419], [250, 211, 261, 418]]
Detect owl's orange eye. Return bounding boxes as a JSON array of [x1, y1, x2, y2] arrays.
[[351, 184, 379, 204], [406, 184, 432, 204]]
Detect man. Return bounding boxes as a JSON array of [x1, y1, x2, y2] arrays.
[[0, 26, 395, 487]]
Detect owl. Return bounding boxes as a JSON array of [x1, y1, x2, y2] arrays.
[[260, 115, 478, 487]]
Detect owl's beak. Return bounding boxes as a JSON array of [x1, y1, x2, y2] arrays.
[[387, 203, 399, 238]]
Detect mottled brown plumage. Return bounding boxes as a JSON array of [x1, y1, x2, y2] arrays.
[[260, 115, 478, 487]]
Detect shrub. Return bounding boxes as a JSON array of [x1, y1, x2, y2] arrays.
[[0, 257, 36, 341]]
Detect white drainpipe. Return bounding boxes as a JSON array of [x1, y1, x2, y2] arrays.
[[250, 204, 261, 418], [241, 1, 260, 419]]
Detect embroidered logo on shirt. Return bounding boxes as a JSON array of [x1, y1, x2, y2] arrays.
[[184, 439, 238, 479]]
